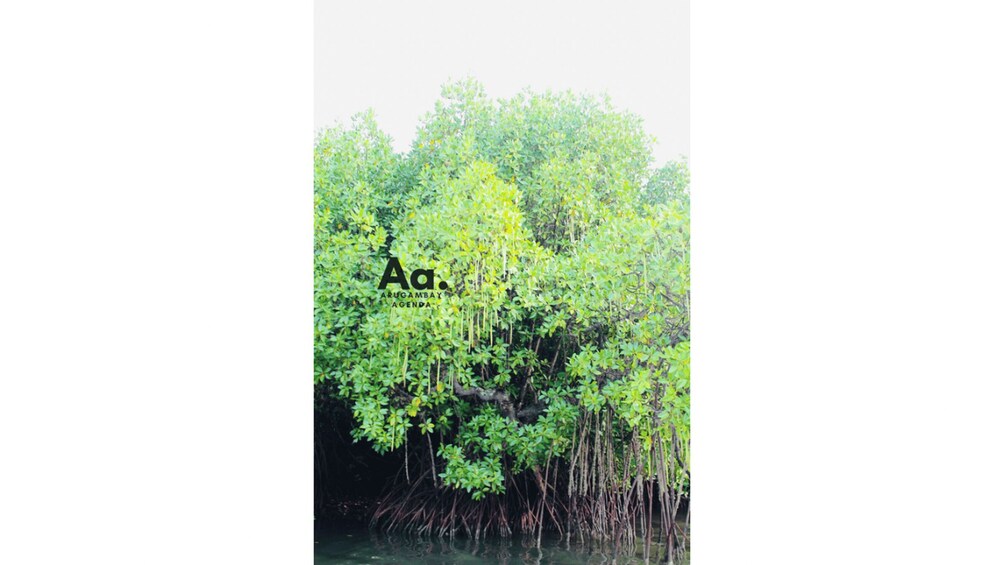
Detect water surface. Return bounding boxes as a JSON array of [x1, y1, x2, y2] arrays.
[[315, 522, 688, 564]]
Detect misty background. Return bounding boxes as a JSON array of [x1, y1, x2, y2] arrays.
[[315, 0, 689, 165]]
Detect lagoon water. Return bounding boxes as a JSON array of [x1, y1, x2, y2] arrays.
[[314, 522, 689, 564]]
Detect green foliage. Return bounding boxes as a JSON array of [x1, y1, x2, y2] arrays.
[[315, 79, 689, 496]]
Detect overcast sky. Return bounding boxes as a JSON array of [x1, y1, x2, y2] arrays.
[[315, 0, 689, 165]]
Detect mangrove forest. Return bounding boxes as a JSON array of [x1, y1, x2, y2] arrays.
[[314, 79, 690, 563]]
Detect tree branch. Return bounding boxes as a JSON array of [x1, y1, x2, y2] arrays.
[[452, 380, 516, 420]]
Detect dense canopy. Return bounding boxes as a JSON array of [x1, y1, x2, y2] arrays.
[[315, 79, 689, 554]]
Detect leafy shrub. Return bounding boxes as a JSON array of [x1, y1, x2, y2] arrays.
[[315, 79, 689, 503]]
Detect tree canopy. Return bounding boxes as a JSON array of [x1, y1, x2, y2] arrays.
[[314, 79, 689, 545]]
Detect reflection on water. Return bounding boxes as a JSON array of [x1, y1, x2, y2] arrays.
[[315, 522, 689, 564]]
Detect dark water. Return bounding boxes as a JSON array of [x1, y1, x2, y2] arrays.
[[315, 522, 689, 564]]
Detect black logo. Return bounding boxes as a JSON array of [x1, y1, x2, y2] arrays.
[[378, 257, 449, 291]]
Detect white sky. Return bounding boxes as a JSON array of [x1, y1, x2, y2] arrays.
[[315, 0, 689, 165]]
